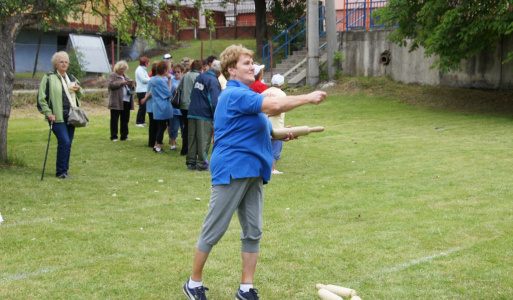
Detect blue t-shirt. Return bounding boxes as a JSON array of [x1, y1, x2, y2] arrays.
[[149, 76, 173, 120], [146, 80, 154, 114], [210, 80, 272, 185]]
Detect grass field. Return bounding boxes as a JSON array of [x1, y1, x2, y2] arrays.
[[1, 78, 513, 299], [124, 39, 258, 80]]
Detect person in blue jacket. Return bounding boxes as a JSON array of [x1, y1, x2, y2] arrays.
[[182, 45, 327, 300], [186, 60, 222, 171], [168, 63, 184, 151], [148, 60, 173, 153]]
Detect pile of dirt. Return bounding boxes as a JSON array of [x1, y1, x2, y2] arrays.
[[13, 78, 41, 90], [13, 75, 108, 90], [80, 76, 108, 89]]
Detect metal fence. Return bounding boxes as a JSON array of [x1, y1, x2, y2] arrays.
[[12, 43, 135, 74], [263, 1, 389, 68], [344, 0, 388, 29]]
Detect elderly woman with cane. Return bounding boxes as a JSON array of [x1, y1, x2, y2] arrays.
[[37, 51, 83, 179], [182, 44, 327, 300]]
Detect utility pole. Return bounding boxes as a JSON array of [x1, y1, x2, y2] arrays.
[[307, 0, 319, 86], [326, 0, 338, 79]]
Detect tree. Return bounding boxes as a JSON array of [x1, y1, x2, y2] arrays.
[[269, 0, 306, 53], [375, 0, 513, 72], [0, 0, 197, 165], [269, 0, 306, 33], [254, 0, 268, 57]]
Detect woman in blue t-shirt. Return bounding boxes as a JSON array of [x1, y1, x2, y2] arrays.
[[182, 45, 327, 300]]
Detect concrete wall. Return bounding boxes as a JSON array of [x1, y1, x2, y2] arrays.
[[340, 28, 513, 89]]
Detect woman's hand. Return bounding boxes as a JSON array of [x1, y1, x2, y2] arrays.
[[271, 132, 295, 142], [69, 85, 80, 92], [140, 92, 151, 105], [307, 91, 327, 104], [47, 114, 56, 124], [271, 126, 297, 142]]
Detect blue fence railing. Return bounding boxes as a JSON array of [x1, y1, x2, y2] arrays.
[[263, 5, 326, 69], [263, 1, 389, 68]]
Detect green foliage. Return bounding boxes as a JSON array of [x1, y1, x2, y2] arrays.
[[319, 51, 345, 81], [202, 9, 216, 33], [319, 60, 328, 81], [269, 0, 307, 53], [374, 0, 513, 72], [333, 51, 344, 78], [269, 0, 306, 30], [67, 50, 87, 80]]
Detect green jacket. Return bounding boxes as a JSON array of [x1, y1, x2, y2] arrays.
[[37, 71, 83, 123], [180, 70, 200, 110]]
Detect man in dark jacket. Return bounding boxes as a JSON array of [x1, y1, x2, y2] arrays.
[[186, 60, 222, 171]]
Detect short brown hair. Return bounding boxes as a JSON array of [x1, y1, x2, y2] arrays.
[[173, 63, 185, 73], [220, 45, 254, 79], [151, 61, 159, 75], [190, 60, 203, 71], [156, 60, 170, 76]]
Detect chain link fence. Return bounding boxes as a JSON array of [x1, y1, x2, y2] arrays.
[[13, 43, 137, 75]]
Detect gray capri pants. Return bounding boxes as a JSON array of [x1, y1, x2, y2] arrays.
[[196, 177, 264, 253]]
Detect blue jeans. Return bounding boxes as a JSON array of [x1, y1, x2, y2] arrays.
[[168, 116, 181, 139], [52, 122, 75, 176]]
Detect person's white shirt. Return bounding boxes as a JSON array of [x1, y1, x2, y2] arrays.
[[135, 65, 150, 93]]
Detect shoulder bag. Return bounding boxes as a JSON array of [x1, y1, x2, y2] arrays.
[[68, 106, 89, 127], [65, 73, 89, 127], [171, 82, 182, 109]]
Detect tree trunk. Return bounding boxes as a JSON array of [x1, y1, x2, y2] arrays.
[[254, 0, 267, 58], [0, 37, 15, 165]]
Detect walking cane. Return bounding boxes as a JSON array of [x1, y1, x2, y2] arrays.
[[41, 123, 52, 181]]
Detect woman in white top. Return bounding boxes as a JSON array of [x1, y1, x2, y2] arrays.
[[135, 57, 150, 126]]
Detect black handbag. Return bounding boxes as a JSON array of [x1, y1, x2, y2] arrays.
[[171, 87, 182, 109]]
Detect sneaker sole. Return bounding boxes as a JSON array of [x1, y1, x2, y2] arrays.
[[182, 285, 194, 300]]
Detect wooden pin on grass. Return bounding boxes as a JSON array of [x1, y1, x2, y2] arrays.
[[316, 284, 358, 299], [318, 288, 343, 300]]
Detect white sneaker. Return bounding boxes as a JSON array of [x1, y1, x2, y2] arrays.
[[135, 123, 146, 127], [272, 169, 283, 174]]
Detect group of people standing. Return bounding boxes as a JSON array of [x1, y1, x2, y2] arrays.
[[106, 53, 223, 171], [105, 52, 290, 175]]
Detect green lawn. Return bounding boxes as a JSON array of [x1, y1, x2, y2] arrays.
[[1, 87, 512, 299], [126, 39, 257, 80]]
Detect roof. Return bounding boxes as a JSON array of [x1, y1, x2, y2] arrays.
[[168, 0, 271, 14]]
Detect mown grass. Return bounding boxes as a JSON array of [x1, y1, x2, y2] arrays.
[[1, 82, 513, 299], [125, 39, 257, 80]]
